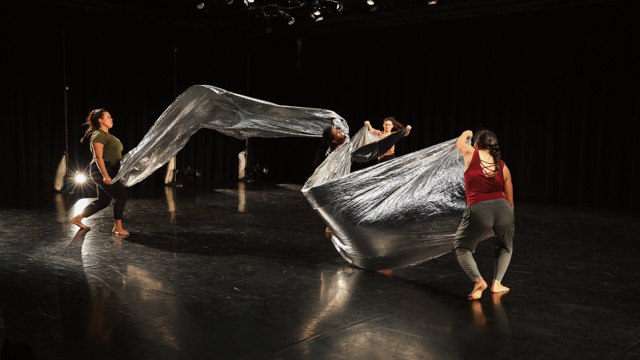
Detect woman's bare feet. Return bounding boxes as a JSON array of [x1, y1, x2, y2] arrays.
[[468, 277, 488, 300], [112, 220, 129, 236], [325, 227, 333, 238], [491, 280, 510, 293], [70, 214, 90, 229], [112, 227, 129, 236]]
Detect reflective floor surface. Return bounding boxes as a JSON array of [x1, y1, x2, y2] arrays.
[[1, 183, 639, 360]]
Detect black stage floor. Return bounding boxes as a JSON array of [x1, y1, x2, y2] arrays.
[[1, 183, 639, 360]]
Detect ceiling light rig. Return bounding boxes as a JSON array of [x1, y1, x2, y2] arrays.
[[309, 0, 343, 22], [258, 4, 297, 31]]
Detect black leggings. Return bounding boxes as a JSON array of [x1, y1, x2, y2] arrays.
[[82, 162, 127, 220]]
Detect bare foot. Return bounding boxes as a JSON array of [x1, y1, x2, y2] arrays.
[[491, 280, 510, 293], [325, 227, 333, 238], [112, 227, 129, 236], [468, 277, 488, 300], [70, 214, 90, 229]]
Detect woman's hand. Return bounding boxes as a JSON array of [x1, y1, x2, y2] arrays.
[[104, 176, 113, 185], [463, 130, 473, 140], [364, 121, 374, 132]]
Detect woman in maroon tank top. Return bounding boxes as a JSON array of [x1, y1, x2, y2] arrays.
[[454, 129, 515, 300]]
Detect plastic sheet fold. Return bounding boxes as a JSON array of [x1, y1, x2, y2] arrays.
[[113, 84, 467, 270], [114, 85, 348, 186], [303, 138, 467, 270]]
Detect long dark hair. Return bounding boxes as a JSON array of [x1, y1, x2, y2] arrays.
[[473, 129, 502, 175], [81, 108, 106, 143], [383, 117, 405, 131], [314, 127, 336, 167]]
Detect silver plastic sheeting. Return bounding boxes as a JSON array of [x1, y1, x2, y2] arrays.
[[113, 85, 349, 186], [303, 126, 408, 189], [303, 138, 467, 270], [110, 83, 468, 270]]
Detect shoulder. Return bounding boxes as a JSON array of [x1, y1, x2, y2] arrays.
[[91, 130, 107, 143], [501, 162, 511, 177]]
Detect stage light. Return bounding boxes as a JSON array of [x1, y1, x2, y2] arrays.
[[311, 10, 324, 21], [428, 0, 437, 4], [75, 173, 87, 183], [196, 2, 205, 9], [367, 0, 375, 5], [336, 2, 343, 11]]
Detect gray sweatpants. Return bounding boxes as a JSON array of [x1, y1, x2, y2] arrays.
[[453, 198, 515, 282]]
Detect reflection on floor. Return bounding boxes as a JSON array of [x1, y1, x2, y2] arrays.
[[1, 183, 639, 360]]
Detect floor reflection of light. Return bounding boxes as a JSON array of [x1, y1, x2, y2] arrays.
[[300, 269, 360, 340], [127, 265, 181, 350], [165, 186, 177, 224], [238, 182, 246, 212], [55, 193, 66, 223], [299, 269, 451, 360]]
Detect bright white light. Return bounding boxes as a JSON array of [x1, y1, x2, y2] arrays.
[[75, 174, 86, 183], [248, 0, 255, 3], [314, 10, 321, 15], [367, 0, 375, 5], [196, 2, 205, 9], [428, 0, 437, 4]]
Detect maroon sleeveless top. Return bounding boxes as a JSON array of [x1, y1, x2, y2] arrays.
[[464, 149, 506, 205]]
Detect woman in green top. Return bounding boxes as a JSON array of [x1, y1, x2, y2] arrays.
[[70, 109, 129, 236]]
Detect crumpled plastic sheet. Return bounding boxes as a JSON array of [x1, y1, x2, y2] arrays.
[[112, 84, 468, 270], [303, 137, 468, 270], [113, 85, 349, 186]]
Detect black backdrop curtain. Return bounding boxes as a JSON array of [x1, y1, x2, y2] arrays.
[[248, 0, 639, 209], [1, 3, 247, 205], [1, 0, 638, 210]]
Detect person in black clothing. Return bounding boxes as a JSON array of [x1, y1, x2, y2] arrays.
[[70, 109, 129, 236]]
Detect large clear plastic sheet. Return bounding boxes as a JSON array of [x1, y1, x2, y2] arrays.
[[113, 85, 349, 186], [303, 138, 467, 270]]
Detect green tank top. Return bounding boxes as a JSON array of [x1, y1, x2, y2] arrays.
[[90, 130, 123, 166]]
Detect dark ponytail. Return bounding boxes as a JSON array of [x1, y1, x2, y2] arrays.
[[81, 109, 106, 143], [473, 129, 502, 176], [383, 117, 405, 131], [314, 127, 336, 167]]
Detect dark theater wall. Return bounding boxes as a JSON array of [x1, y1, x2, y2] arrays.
[[2, 1, 637, 209], [248, 0, 639, 209]]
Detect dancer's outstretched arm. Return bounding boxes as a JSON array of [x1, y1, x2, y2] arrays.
[[364, 121, 383, 136], [456, 130, 475, 171]]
